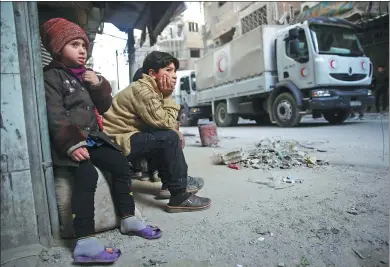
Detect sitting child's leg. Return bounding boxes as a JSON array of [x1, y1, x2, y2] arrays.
[[87, 145, 162, 239], [69, 161, 107, 258]]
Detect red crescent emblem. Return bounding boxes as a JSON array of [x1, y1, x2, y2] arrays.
[[218, 58, 224, 73], [330, 60, 335, 69]]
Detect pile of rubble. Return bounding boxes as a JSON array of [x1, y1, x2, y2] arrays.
[[212, 138, 329, 170]]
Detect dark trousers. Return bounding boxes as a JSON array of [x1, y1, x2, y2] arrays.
[[127, 130, 188, 195], [375, 85, 389, 112], [69, 145, 134, 238]]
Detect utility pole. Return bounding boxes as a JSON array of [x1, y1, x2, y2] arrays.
[[115, 50, 120, 91], [127, 29, 135, 83]]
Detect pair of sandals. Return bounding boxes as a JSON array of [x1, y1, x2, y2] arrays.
[[73, 225, 161, 264]]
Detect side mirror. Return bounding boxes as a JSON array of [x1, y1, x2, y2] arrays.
[[288, 28, 299, 40], [288, 39, 300, 57]]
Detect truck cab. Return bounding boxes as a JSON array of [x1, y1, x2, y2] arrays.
[[271, 17, 374, 126], [174, 70, 212, 126]]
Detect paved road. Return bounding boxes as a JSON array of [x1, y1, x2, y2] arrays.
[[40, 116, 389, 267]]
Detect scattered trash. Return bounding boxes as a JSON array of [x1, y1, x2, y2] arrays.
[[300, 256, 310, 267], [198, 123, 219, 147], [227, 163, 240, 170], [277, 263, 285, 267], [255, 228, 269, 235], [347, 207, 361, 215], [257, 237, 265, 242], [212, 149, 245, 165], [144, 259, 168, 266], [182, 132, 196, 137], [314, 227, 340, 237], [317, 149, 327, 152], [282, 175, 303, 184], [352, 248, 365, 259], [237, 264, 243, 267], [380, 259, 388, 264], [212, 138, 329, 170]]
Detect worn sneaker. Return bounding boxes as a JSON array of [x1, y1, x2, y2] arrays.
[[157, 176, 204, 199], [150, 171, 161, 183], [132, 171, 149, 181], [166, 193, 211, 213]]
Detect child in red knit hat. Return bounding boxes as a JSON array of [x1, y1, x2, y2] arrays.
[[40, 18, 161, 264]]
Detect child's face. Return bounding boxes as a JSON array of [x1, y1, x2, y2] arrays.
[[148, 62, 177, 89], [59, 38, 87, 67]]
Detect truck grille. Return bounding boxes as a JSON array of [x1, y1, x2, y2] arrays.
[[330, 73, 367, 81]]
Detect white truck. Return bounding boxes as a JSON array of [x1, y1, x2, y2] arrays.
[[174, 70, 212, 126], [192, 17, 375, 127]]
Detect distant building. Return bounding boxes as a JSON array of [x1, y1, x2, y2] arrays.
[[133, 2, 205, 71], [203, 2, 301, 50]]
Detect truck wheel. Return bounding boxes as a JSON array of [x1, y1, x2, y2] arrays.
[[179, 109, 198, 127], [322, 109, 350, 125], [215, 102, 239, 127], [255, 114, 272, 126], [272, 92, 301, 127]]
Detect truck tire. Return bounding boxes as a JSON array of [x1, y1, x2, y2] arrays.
[[322, 109, 350, 125], [272, 92, 301, 127], [179, 109, 198, 127], [215, 102, 239, 127]]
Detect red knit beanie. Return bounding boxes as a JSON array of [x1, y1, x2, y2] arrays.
[[40, 18, 90, 57]]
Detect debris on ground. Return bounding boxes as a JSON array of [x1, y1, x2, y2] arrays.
[[144, 259, 168, 266], [277, 263, 285, 267], [352, 248, 365, 259], [227, 163, 240, 170], [212, 138, 329, 170], [282, 175, 303, 184]]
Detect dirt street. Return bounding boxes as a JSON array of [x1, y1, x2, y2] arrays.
[[38, 116, 389, 267]]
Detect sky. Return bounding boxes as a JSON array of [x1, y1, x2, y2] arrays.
[[91, 2, 203, 92]]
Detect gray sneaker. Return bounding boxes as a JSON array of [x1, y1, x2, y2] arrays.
[[157, 176, 204, 199]]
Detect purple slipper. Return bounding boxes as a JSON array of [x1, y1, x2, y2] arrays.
[[73, 246, 121, 263], [127, 225, 162, 240]]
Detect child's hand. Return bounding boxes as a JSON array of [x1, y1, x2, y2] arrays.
[[70, 147, 90, 162], [157, 75, 174, 96], [83, 70, 100, 86], [173, 129, 185, 149]]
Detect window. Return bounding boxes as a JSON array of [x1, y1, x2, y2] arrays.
[[180, 76, 190, 92], [177, 24, 183, 37], [241, 5, 267, 35], [218, 2, 227, 7], [188, 22, 199, 32], [190, 73, 197, 91], [309, 24, 364, 57], [285, 28, 309, 62], [190, 49, 200, 58]]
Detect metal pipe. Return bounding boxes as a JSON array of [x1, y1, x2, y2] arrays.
[[27, 1, 61, 241], [116, 50, 120, 91]]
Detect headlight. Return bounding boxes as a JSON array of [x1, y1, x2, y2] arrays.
[[312, 90, 331, 97], [190, 108, 200, 113], [367, 90, 372, 96]]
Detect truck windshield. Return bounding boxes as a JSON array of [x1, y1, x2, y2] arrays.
[[309, 24, 364, 57], [190, 73, 196, 91]]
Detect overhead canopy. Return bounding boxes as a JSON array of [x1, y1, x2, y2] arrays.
[[295, 2, 389, 24], [98, 1, 186, 47], [37, 1, 186, 48]]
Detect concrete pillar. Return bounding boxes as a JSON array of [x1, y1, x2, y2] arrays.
[[1, 0, 40, 252]]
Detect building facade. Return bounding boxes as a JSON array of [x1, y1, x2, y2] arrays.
[[203, 1, 301, 49], [133, 2, 205, 71]]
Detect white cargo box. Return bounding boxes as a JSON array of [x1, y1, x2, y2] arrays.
[[195, 25, 284, 91]]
